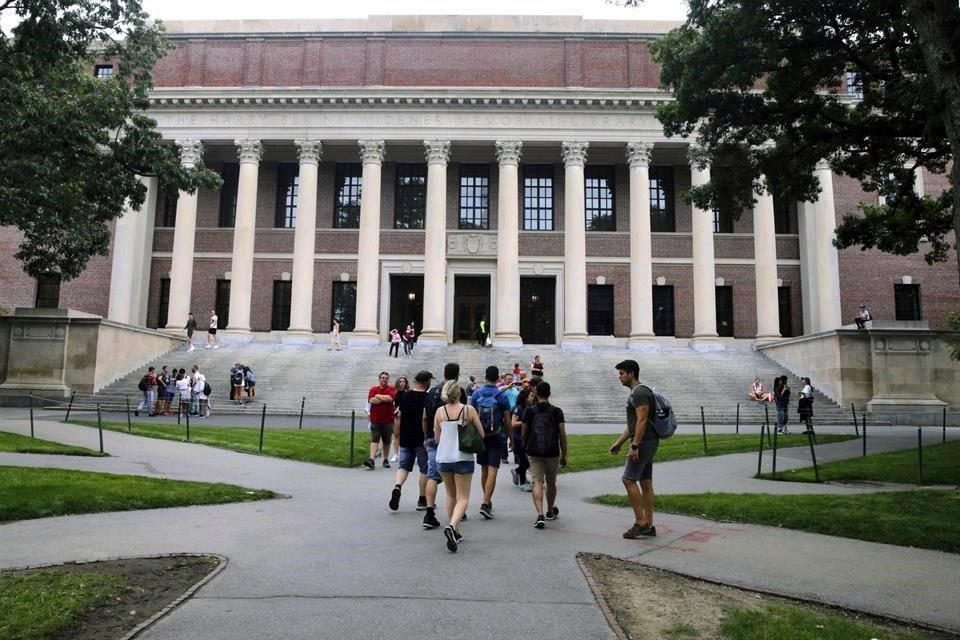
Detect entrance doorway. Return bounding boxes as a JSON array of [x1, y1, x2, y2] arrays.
[[389, 275, 423, 335], [652, 285, 675, 336], [716, 286, 734, 337], [520, 276, 556, 344], [453, 275, 490, 342]]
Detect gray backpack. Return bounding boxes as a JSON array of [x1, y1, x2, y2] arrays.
[[641, 385, 677, 439]]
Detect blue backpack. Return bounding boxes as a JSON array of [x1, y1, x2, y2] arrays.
[[474, 389, 504, 435]]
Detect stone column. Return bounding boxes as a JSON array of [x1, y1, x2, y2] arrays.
[[797, 202, 820, 333], [626, 142, 657, 350], [813, 160, 843, 331], [689, 149, 722, 350], [165, 139, 203, 330], [225, 139, 263, 337], [494, 141, 523, 348], [561, 141, 591, 351], [109, 176, 158, 326], [753, 177, 781, 343], [286, 140, 322, 342], [419, 140, 451, 346], [350, 140, 385, 346]]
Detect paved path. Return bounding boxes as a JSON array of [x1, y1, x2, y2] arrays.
[[1, 414, 958, 638]]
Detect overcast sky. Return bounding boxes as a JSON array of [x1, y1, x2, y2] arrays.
[[140, 0, 688, 22]]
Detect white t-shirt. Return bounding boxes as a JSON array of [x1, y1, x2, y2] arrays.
[[193, 372, 207, 399], [801, 384, 813, 398], [176, 378, 190, 397], [209, 314, 218, 330]]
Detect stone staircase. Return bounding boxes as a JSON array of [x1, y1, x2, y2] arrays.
[[91, 341, 860, 425]]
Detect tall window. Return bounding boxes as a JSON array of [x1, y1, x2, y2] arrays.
[[271, 281, 292, 330], [713, 207, 734, 233], [159, 189, 178, 227], [331, 281, 357, 332], [218, 163, 240, 227], [846, 71, 863, 99], [587, 284, 615, 335], [649, 166, 675, 232], [158, 278, 171, 328], [215, 280, 231, 328], [35, 274, 61, 308], [394, 163, 427, 229], [334, 163, 362, 229], [773, 191, 796, 234], [523, 164, 554, 230], [275, 163, 299, 228], [894, 284, 922, 321], [585, 166, 615, 232], [778, 286, 793, 338], [459, 164, 489, 230], [94, 64, 114, 79], [715, 286, 734, 336]]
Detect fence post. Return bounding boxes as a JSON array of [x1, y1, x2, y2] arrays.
[[96, 403, 104, 454], [259, 404, 267, 452], [943, 407, 947, 444], [765, 405, 772, 448], [64, 390, 76, 423], [350, 409, 356, 467], [862, 413, 867, 457], [29, 395, 35, 438], [185, 409, 190, 441], [735, 402, 740, 435], [700, 406, 708, 454], [917, 428, 924, 486], [177, 394, 182, 426], [806, 431, 819, 482], [851, 403, 859, 437], [772, 420, 779, 478], [299, 397, 305, 430], [125, 396, 132, 432], [756, 422, 766, 477]]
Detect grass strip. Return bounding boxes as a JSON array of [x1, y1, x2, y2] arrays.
[[721, 604, 926, 640], [761, 439, 960, 485], [0, 466, 276, 523], [70, 420, 854, 471], [0, 571, 124, 640], [0, 431, 106, 457], [593, 490, 960, 553]]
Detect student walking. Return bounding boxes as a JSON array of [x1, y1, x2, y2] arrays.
[[522, 381, 567, 529], [206, 309, 220, 349], [328, 318, 342, 351], [135, 366, 158, 417], [388, 329, 401, 358], [421, 363, 467, 530], [184, 313, 197, 351], [610, 359, 659, 539], [510, 387, 535, 491], [799, 376, 815, 435], [469, 365, 512, 520], [389, 371, 432, 512]]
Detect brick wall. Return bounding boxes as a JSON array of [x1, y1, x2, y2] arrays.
[[586, 264, 631, 336], [715, 264, 757, 338], [652, 264, 694, 338], [0, 228, 37, 311]]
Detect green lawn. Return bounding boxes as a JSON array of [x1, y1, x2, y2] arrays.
[[0, 466, 276, 523], [0, 431, 106, 457], [761, 439, 960, 485], [72, 420, 854, 472], [720, 604, 926, 640], [0, 571, 123, 640], [593, 490, 960, 553]]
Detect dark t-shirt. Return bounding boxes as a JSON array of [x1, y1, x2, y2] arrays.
[[522, 402, 565, 457], [627, 384, 658, 442], [396, 390, 427, 448], [423, 384, 467, 440], [511, 403, 526, 429]]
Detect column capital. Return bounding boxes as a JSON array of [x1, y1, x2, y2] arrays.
[[358, 139, 386, 164], [495, 140, 523, 166], [175, 139, 204, 167], [687, 143, 709, 168], [561, 141, 589, 168], [423, 139, 451, 165], [295, 139, 323, 165], [815, 158, 832, 172], [235, 139, 263, 164], [626, 141, 654, 168]]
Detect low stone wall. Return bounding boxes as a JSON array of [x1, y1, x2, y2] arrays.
[[0, 309, 184, 403], [758, 323, 960, 422]]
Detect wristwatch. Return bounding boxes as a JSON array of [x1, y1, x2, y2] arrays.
[[630, 444, 639, 450]]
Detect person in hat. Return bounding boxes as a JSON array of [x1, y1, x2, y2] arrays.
[[388, 370, 432, 512], [854, 304, 872, 330]]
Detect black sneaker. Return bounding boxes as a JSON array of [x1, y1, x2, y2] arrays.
[[545, 506, 559, 521], [511, 468, 520, 486], [443, 525, 459, 552], [534, 514, 545, 529], [416, 496, 428, 511], [389, 486, 401, 511], [363, 458, 375, 470], [623, 523, 657, 539], [479, 503, 494, 520], [134, 410, 139, 417], [383, 460, 391, 469], [422, 508, 440, 529]]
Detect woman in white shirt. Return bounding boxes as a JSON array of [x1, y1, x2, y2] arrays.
[[175, 372, 191, 417]]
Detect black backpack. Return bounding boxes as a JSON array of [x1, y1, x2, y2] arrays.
[[423, 384, 445, 432], [138, 376, 147, 392], [232, 370, 243, 385], [203, 381, 212, 396], [525, 404, 560, 458]]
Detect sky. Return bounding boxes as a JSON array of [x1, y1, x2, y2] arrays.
[[139, 0, 688, 22]]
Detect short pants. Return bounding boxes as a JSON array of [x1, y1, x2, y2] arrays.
[[369, 422, 393, 444], [622, 439, 658, 482]]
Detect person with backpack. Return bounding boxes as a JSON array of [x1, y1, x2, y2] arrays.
[[135, 366, 157, 417], [469, 365, 512, 520], [231, 363, 245, 405], [244, 366, 256, 403], [774, 375, 791, 434], [192, 365, 210, 418], [610, 359, 659, 539], [421, 362, 467, 530], [510, 387, 534, 492], [522, 381, 567, 529]]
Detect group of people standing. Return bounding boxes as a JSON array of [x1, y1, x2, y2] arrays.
[[229, 363, 256, 405], [364, 356, 661, 553], [388, 323, 418, 357], [136, 365, 210, 418], [750, 375, 816, 435]]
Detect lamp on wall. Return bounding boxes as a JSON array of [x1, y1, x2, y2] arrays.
[[408, 292, 416, 301]]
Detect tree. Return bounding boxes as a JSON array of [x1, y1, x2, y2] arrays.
[[0, 0, 219, 280], [637, 0, 960, 287]]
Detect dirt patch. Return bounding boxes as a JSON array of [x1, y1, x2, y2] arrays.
[[4, 555, 222, 640], [579, 554, 955, 640]]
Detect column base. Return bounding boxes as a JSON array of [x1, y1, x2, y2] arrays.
[[561, 333, 593, 352], [348, 331, 381, 348], [689, 335, 725, 352], [492, 333, 523, 349], [627, 335, 661, 352], [282, 330, 315, 345], [416, 330, 448, 347], [222, 329, 255, 344]]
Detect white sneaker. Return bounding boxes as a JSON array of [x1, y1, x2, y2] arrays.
[[519, 483, 532, 492], [204, 345, 211, 349], [213, 345, 219, 349], [187, 346, 195, 352], [389, 454, 398, 463]]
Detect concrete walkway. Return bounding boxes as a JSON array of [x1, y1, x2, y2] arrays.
[[1, 413, 958, 638]]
